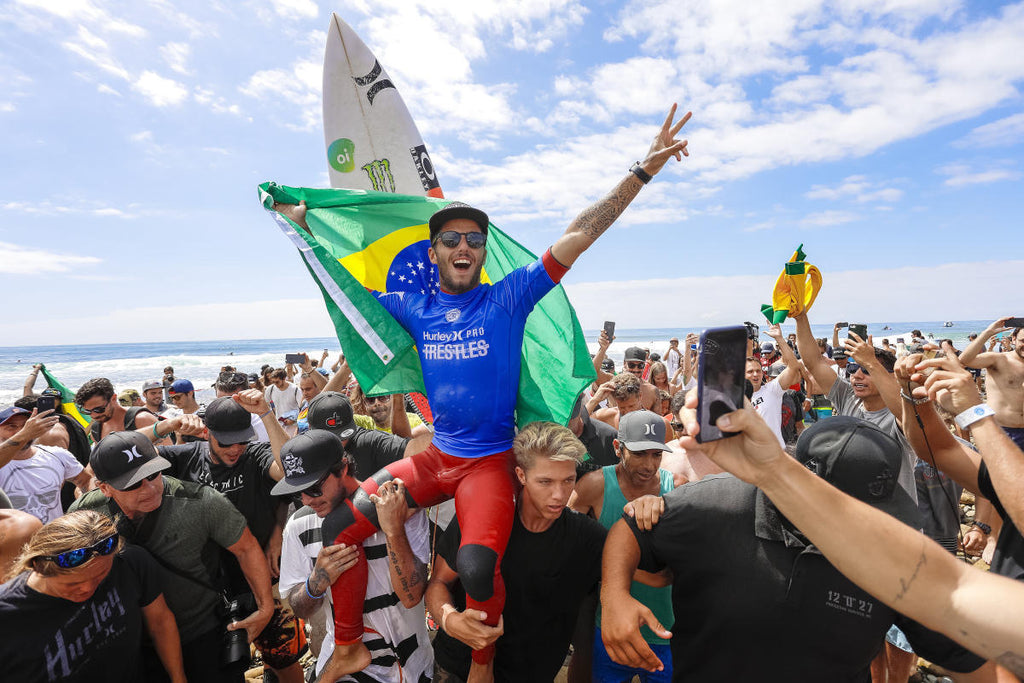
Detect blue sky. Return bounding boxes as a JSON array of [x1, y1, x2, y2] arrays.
[[2, 0, 1022, 345]]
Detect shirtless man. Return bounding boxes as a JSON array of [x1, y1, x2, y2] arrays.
[[588, 373, 643, 429], [75, 377, 162, 444], [592, 334, 658, 411], [959, 317, 1024, 448]]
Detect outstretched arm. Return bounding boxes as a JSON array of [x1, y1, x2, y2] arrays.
[[766, 324, 800, 387], [676, 390, 1024, 677], [794, 313, 837, 395], [959, 317, 1011, 368], [550, 105, 690, 268]]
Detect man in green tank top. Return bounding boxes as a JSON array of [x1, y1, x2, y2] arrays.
[[570, 409, 675, 683]]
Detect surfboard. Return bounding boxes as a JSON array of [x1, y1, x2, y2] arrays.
[[322, 13, 444, 198]]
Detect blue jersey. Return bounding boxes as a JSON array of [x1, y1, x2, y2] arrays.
[[376, 256, 560, 457]]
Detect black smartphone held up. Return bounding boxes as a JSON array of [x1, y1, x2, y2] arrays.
[[836, 322, 849, 328], [36, 395, 57, 413], [284, 353, 306, 365], [696, 326, 748, 443], [1005, 317, 1024, 328], [603, 321, 615, 340], [848, 323, 868, 341]]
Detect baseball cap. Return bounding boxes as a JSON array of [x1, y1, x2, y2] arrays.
[[795, 416, 918, 527], [270, 430, 346, 495], [601, 358, 615, 373], [428, 201, 489, 241], [624, 347, 646, 362], [760, 341, 776, 353], [306, 391, 356, 440], [118, 389, 140, 407], [203, 397, 255, 445], [141, 380, 163, 392], [90, 431, 171, 491], [618, 410, 671, 453], [0, 406, 30, 426], [168, 379, 194, 396]]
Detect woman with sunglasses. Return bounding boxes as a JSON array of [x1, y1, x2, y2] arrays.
[[0, 510, 186, 682]]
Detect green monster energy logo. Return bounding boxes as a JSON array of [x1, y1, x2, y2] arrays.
[[362, 158, 395, 193]]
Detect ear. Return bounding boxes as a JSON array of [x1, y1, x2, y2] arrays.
[[427, 245, 438, 265], [515, 466, 527, 486], [97, 482, 115, 498]]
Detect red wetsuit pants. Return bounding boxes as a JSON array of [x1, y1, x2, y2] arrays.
[[327, 444, 516, 664]]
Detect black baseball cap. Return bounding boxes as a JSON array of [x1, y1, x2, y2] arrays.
[[795, 416, 918, 527], [624, 347, 646, 362], [91, 431, 171, 491], [428, 201, 489, 241], [204, 397, 255, 445], [306, 391, 356, 439], [271, 430, 345, 495]]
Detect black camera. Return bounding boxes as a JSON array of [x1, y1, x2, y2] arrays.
[[743, 321, 760, 341], [222, 597, 251, 666]]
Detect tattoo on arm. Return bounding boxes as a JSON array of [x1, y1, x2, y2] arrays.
[[309, 567, 331, 595], [893, 550, 926, 602], [572, 177, 642, 241]]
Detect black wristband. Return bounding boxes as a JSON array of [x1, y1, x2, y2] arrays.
[[973, 521, 991, 534], [629, 162, 652, 184]]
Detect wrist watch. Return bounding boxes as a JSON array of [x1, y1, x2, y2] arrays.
[[629, 162, 652, 184]]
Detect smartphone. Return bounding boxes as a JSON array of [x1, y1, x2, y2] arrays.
[[603, 321, 615, 340], [1005, 317, 1024, 327], [696, 326, 747, 443], [36, 395, 57, 413], [284, 353, 306, 364], [836, 322, 849, 328], [848, 324, 868, 341], [896, 337, 905, 344]]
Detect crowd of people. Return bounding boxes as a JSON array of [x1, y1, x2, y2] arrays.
[[2, 105, 1024, 683]]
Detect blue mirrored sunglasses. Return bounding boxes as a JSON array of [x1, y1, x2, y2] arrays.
[[38, 533, 118, 569]]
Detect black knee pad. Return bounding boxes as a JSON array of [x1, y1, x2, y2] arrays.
[[456, 544, 498, 602]]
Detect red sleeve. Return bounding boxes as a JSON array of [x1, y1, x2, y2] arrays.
[[542, 248, 569, 284]]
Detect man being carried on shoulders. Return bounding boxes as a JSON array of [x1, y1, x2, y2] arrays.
[[278, 104, 690, 681]]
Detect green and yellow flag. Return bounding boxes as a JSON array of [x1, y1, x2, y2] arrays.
[[38, 364, 89, 429], [258, 183, 595, 426]]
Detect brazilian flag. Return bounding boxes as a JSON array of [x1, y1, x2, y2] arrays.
[[258, 183, 595, 427], [38, 364, 89, 429]]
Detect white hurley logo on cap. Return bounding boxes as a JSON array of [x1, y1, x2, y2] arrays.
[[123, 446, 144, 463]]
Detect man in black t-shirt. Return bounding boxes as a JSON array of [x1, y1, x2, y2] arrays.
[[305, 391, 428, 479], [601, 417, 986, 681], [426, 421, 607, 682]]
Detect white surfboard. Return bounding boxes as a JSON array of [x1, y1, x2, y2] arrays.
[[322, 13, 444, 198]]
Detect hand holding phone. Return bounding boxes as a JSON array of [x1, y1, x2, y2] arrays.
[[36, 395, 57, 413], [696, 326, 747, 443], [848, 324, 868, 341], [1004, 317, 1024, 328], [603, 321, 616, 340], [284, 353, 306, 365]]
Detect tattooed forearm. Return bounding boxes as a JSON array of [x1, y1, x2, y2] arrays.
[[386, 537, 427, 606], [571, 175, 644, 241], [893, 550, 926, 601]]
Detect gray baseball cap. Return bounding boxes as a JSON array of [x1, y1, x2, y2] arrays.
[[618, 410, 671, 452]]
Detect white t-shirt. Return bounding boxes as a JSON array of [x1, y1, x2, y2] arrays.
[[665, 346, 682, 378], [280, 506, 433, 682], [0, 445, 83, 523], [751, 379, 786, 447], [265, 383, 302, 417]]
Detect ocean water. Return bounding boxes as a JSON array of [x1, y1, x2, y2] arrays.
[[0, 321, 996, 406]]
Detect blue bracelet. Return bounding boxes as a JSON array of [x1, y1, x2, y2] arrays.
[[305, 576, 325, 600]]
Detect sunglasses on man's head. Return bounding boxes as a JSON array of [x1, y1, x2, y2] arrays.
[[436, 231, 486, 249], [37, 533, 118, 569]]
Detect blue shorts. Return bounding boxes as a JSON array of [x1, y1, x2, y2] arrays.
[[1003, 426, 1024, 451], [593, 628, 673, 683]]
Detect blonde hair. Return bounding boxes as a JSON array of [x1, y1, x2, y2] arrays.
[[513, 421, 585, 471], [6, 511, 122, 581]]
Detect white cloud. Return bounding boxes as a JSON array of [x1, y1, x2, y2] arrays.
[[1, 199, 136, 219], [96, 83, 121, 96], [132, 71, 189, 107], [160, 42, 191, 75], [954, 112, 1024, 149], [800, 210, 859, 227], [194, 87, 244, 117], [743, 220, 776, 233], [240, 57, 321, 131], [805, 175, 904, 202], [0, 241, 101, 275], [936, 163, 1020, 187], [273, 0, 319, 19], [15, 0, 146, 36]]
